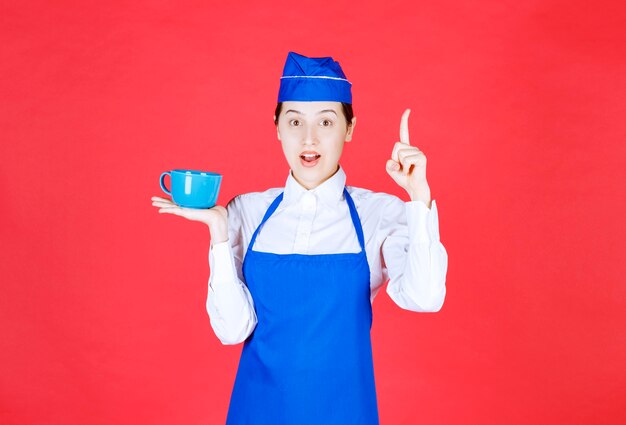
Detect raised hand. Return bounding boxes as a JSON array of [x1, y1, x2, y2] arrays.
[[151, 196, 229, 243], [385, 109, 431, 207]]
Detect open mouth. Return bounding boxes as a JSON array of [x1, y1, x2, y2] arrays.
[[300, 153, 321, 163], [300, 152, 321, 168]]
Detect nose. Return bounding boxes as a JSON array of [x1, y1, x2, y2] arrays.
[[303, 124, 318, 146]]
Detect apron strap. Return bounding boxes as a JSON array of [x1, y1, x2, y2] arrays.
[[246, 188, 365, 253], [343, 188, 366, 252], [248, 192, 284, 253]]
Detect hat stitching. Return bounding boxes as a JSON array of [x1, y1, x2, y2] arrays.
[[280, 75, 352, 85]]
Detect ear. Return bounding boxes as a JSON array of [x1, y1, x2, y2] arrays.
[[345, 116, 357, 142], [274, 115, 281, 141]]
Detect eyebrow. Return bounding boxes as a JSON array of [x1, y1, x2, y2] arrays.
[[284, 109, 338, 116]]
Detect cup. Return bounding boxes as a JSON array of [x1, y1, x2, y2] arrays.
[[159, 169, 222, 209]]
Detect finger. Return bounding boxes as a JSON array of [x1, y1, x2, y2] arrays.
[[152, 198, 176, 206], [151, 196, 172, 202], [398, 153, 427, 175], [391, 141, 417, 162], [394, 145, 422, 163], [153, 197, 177, 206], [159, 207, 183, 216], [400, 109, 411, 145], [386, 159, 401, 173], [152, 201, 177, 208]]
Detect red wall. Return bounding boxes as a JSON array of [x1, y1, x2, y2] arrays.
[[2, 1, 625, 424]]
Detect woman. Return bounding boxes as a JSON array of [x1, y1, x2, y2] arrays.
[[151, 51, 448, 425]]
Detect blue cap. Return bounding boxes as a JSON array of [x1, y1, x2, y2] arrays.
[[278, 52, 352, 104]]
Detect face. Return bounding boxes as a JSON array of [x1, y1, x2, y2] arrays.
[[275, 101, 356, 190]]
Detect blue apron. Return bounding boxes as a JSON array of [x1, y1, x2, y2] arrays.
[[225, 188, 379, 425]]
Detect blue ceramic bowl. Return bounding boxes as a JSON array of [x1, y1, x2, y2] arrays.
[[159, 169, 222, 209]]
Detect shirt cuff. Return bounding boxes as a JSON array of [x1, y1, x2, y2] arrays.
[[209, 240, 239, 287], [406, 199, 440, 243]]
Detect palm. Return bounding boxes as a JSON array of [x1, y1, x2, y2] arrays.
[[151, 196, 227, 225]]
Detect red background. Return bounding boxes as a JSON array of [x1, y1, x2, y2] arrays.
[[2, 1, 625, 424]]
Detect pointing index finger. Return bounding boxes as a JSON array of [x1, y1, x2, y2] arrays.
[[400, 108, 411, 145]]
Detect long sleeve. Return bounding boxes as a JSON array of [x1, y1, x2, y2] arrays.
[[382, 198, 448, 312], [206, 196, 258, 345]]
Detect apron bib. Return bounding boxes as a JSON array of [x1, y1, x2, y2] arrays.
[[225, 189, 379, 425]]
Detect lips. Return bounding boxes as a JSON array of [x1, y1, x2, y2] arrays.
[[300, 151, 321, 167], [300, 151, 321, 162]]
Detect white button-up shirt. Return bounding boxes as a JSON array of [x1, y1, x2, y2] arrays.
[[207, 167, 448, 344]]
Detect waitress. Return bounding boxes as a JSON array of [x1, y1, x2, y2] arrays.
[[152, 51, 448, 425]]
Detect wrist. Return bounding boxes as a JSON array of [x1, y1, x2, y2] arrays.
[[408, 188, 431, 208], [208, 219, 228, 244]]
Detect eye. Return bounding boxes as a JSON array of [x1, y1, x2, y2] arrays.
[[289, 119, 301, 126], [320, 119, 333, 127]]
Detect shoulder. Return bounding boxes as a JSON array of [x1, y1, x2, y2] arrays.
[[226, 187, 284, 219], [346, 186, 409, 242], [345, 186, 407, 241], [346, 185, 404, 212]]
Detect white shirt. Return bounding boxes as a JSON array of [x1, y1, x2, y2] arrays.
[[206, 167, 448, 345]]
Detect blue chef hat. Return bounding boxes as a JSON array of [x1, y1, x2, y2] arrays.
[[278, 52, 352, 104]]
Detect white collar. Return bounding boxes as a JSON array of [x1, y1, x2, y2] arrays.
[[282, 166, 347, 209]]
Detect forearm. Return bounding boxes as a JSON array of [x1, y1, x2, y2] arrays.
[[206, 242, 257, 344], [385, 200, 448, 312]]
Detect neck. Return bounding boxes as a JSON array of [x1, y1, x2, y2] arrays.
[[291, 166, 340, 190]]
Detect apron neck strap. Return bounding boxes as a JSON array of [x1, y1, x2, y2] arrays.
[[248, 192, 284, 251], [343, 188, 366, 251], [247, 188, 365, 253]]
